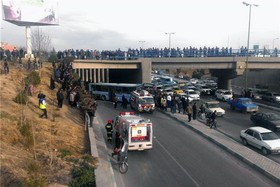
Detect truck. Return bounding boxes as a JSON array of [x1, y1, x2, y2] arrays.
[[114, 112, 153, 151], [228, 98, 259, 113], [130, 90, 155, 113]]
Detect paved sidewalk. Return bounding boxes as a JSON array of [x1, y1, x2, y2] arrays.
[[159, 109, 280, 184], [89, 116, 117, 187]]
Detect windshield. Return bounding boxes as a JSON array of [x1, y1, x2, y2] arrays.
[[202, 86, 210, 89], [208, 103, 219, 108], [261, 132, 279, 140], [189, 91, 197, 95], [267, 113, 280, 121], [223, 91, 232, 95], [241, 100, 252, 104], [139, 98, 154, 104]]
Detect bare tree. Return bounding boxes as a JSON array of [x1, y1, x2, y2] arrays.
[[31, 27, 52, 59]]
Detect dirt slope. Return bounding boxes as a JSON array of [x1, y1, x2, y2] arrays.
[[0, 61, 91, 186]]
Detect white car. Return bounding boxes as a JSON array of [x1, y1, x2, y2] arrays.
[[175, 93, 193, 103], [205, 101, 225, 117], [185, 89, 200, 101], [215, 89, 233, 101], [240, 127, 280, 155], [196, 84, 212, 95]]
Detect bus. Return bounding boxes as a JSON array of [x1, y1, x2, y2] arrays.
[[88, 83, 141, 102], [114, 112, 153, 151]]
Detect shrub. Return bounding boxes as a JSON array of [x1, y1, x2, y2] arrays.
[[24, 71, 41, 86], [22, 162, 47, 187], [14, 91, 29, 104], [69, 161, 96, 187], [58, 149, 72, 158], [19, 122, 33, 149], [48, 54, 58, 63]]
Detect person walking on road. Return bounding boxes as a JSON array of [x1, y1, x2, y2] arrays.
[[187, 104, 193, 122], [113, 95, 118, 109], [210, 110, 217, 129], [105, 120, 113, 143]]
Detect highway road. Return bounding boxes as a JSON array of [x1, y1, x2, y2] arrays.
[[96, 101, 279, 187], [200, 96, 280, 163]]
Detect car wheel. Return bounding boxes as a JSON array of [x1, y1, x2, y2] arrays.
[[261, 147, 269, 155], [242, 138, 248, 146]]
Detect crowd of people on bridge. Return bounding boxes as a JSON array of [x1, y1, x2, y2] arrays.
[[1, 44, 279, 62], [56, 46, 279, 60]]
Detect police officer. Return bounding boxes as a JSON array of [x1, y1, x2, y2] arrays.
[[105, 120, 113, 142], [39, 94, 48, 118]]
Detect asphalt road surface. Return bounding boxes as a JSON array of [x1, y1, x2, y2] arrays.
[[96, 101, 279, 187], [200, 96, 280, 163]]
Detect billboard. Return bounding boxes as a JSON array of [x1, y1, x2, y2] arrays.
[[2, 0, 58, 26]]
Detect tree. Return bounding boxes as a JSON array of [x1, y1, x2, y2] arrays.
[[31, 27, 52, 60]]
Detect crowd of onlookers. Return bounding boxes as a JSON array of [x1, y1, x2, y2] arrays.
[[57, 46, 279, 60], [1, 45, 279, 62]]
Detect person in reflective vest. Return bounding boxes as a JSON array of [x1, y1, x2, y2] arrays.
[[105, 120, 113, 142], [39, 95, 48, 119]]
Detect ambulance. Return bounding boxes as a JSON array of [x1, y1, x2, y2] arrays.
[[114, 112, 153, 151], [130, 90, 155, 113]]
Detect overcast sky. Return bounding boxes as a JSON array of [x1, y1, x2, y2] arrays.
[[1, 0, 280, 51]]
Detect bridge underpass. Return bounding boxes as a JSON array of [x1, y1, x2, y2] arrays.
[[72, 57, 280, 90]]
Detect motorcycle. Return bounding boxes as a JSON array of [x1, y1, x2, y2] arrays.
[[118, 151, 128, 174]]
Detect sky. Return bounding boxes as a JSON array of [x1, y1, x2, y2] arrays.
[[1, 0, 280, 51]]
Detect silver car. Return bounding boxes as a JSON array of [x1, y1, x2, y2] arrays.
[[240, 126, 280, 155]]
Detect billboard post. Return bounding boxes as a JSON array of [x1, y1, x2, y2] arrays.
[[2, 0, 58, 58], [26, 26, 32, 58]]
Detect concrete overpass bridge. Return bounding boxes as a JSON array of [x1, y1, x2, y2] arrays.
[[72, 57, 280, 89]]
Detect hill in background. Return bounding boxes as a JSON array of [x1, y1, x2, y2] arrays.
[[0, 60, 92, 186]]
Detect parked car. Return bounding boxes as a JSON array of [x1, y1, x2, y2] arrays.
[[174, 93, 193, 103], [228, 98, 259, 113], [215, 89, 233, 101], [261, 92, 280, 103], [250, 112, 280, 132], [204, 101, 225, 117], [240, 127, 280, 155]]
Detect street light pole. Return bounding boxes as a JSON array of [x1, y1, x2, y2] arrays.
[[139, 41, 145, 49], [165, 32, 175, 57], [243, 1, 258, 91], [272, 38, 279, 49]]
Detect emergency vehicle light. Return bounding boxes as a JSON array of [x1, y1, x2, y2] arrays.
[[119, 111, 135, 116]]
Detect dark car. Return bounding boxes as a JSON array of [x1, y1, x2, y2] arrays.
[[250, 112, 280, 132]]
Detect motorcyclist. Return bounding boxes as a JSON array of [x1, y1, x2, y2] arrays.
[[112, 132, 124, 157]]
